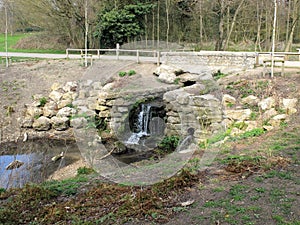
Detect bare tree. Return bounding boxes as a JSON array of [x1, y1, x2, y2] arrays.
[[284, 0, 299, 51]]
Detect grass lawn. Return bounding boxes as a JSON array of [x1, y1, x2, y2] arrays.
[[0, 33, 64, 54]]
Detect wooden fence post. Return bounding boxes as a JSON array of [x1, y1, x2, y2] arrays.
[[137, 50, 139, 63], [157, 51, 160, 65], [116, 43, 120, 60]]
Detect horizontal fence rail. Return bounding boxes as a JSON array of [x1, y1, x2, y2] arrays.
[[66, 47, 160, 65]]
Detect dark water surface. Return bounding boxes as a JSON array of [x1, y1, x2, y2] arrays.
[[0, 138, 81, 189]]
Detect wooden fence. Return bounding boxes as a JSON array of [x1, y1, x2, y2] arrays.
[[66, 46, 160, 65]]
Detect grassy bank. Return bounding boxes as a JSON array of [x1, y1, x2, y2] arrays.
[[0, 33, 64, 54]]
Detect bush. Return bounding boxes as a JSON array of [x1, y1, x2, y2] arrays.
[[77, 167, 95, 175], [39, 97, 47, 107], [119, 71, 127, 77], [128, 70, 136, 76], [158, 135, 180, 151]]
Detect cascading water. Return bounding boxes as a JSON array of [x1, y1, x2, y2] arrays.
[[127, 104, 152, 144]]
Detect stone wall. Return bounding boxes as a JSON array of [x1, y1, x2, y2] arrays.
[[73, 80, 178, 142], [163, 84, 224, 142], [162, 51, 256, 73]]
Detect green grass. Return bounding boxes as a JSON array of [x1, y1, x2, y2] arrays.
[[0, 33, 64, 54], [0, 33, 27, 51]]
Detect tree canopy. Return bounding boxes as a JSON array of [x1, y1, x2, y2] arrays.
[[1, 0, 300, 51], [94, 3, 153, 48]]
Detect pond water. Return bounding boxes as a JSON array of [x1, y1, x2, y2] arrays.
[[0, 139, 82, 189]]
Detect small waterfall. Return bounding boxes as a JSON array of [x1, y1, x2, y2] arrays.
[[127, 104, 152, 144]]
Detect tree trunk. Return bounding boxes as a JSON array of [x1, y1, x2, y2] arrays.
[[284, 0, 299, 52], [255, 1, 262, 52], [215, 0, 226, 51], [224, 0, 245, 50], [166, 0, 170, 49], [157, 0, 160, 49]]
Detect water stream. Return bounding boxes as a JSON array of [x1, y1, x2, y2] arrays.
[[0, 139, 81, 189], [126, 104, 152, 144]]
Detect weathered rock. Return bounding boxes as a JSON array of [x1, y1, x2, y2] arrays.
[[183, 84, 206, 95], [269, 114, 287, 127], [154, 64, 183, 76], [57, 99, 73, 109], [230, 127, 244, 136], [163, 89, 178, 102], [96, 105, 109, 111], [245, 121, 258, 131], [192, 95, 220, 107], [92, 82, 102, 90], [26, 106, 43, 118], [56, 107, 76, 117], [225, 109, 252, 121], [32, 94, 45, 101], [149, 117, 165, 135], [50, 116, 69, 131], [272, 114, 287, 120], [281, 98, 298, 115], [263, 125, 274, 131], [43, 101, 58, 117], [99, 110, 110, 118], [51, 82, 63, 91], [241, 95, 259, 106], [103, 83, 114, 91], [49, 90, 63, 102], [222, 118, 234, 128], [78, 90, 88, 99], [158, 72, 177, 84], [89, 90, 99, 97], [167, 116, 181, 124], [222, 94, 236, 106], [20, 117, 34, 128], [62, 92, 74, 101], [76, 106, 96, 117], [262, 108, 277, 120], [176, 93, 190, 105], [63, 81, 78, 92], [286, 108, 297, 115], [281, 98, 297, 109], [70, 117, 88, 129], [177, 73, 200, 83], [258, 97, 275, 111], [33, 116, 51, 131]]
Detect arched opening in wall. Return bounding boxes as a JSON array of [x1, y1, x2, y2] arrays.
[[111, 97, 169, 164], [127, 97, 166, 145]]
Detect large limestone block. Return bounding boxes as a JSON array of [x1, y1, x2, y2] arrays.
[[63, 81, 78, 92], [70, 117, 88, 129], [26, 106, 43, 118], [154, 64, 183, 76], [223, 94, 236, 104], [57, 107, 76, 117], [158, 72, 177, 84], [241, 95, 259, 106], [43, 101, 58, 117], [33, 116, 51, 131], [49, 90, 63, 102], [192, 94, 220, 107], [258, 97, 275, 111], [262, 108, 277, 120], [269, 114, 287, 127], [225, 109, 252, 121], [50, 116, 69, 131], [281, 98, 297, 109], [51, 82, 63, 91]]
